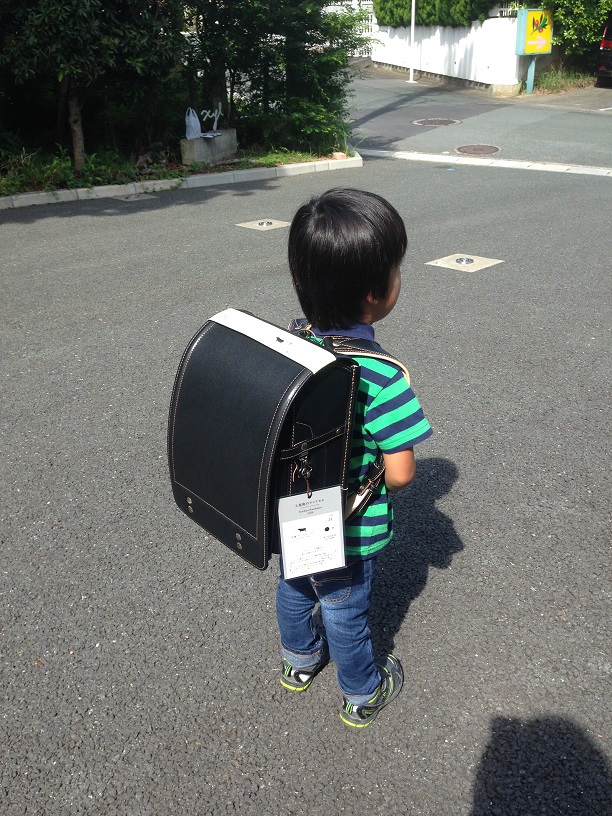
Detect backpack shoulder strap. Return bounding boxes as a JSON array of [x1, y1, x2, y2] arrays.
[[287, 321, 411, 386], [286, 324, 411, 520], [323, 336, 411, 387]]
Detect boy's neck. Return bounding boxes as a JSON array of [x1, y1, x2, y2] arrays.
[[313, 323, 375, 341]]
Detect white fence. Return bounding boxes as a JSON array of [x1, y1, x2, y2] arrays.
[[329, 1, 548, 91]]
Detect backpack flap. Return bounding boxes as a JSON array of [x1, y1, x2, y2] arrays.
[[168, 309, 359, 570]]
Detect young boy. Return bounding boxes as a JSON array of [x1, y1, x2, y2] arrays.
[[276, 188, 433, 728]]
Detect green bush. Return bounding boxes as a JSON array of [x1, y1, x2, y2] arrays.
[[0, 1, 368, 174], [0, 146, 186, 196], [374, 0, 495, 27]]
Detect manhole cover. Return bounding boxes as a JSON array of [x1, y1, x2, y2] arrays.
[[413, 118, 461, 127], [456, 144, 501, 155]]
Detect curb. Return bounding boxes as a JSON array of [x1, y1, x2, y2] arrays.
[[359, 148, 612, 177], [0, 154, 363, 211]]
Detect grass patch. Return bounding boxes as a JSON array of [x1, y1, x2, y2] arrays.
[[531, 66, 596, 94], [0, 145, 332, 197], [186, 148, 321, 174]]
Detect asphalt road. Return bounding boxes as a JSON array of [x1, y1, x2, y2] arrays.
[[349, 62, 612, 167], [1, 78, 611, 815]]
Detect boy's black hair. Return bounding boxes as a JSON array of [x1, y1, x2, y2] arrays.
[[288, 188, 407, 331]]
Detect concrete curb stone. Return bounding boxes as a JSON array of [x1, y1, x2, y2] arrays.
[[0, 154, 363, 210]]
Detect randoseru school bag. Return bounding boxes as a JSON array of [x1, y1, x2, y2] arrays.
[[167, 309, 409, 570]]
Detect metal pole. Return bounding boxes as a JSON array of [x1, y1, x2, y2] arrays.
[[526, 55, 536, 93], [407, 0, 418, 83]]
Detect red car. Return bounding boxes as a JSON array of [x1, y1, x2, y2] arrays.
[[597, 14, 612, 80]]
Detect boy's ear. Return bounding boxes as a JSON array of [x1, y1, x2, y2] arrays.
[[365, 291, 379, 305]]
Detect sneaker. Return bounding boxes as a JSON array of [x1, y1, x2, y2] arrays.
[[339, 654, 404, 728], [279, 639, 329, 692]]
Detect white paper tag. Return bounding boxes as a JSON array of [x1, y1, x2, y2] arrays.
[[278, 486, 346, 580]]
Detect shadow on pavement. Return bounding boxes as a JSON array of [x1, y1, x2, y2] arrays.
[[0, 176, 280, 225], [370, 456, 463, 653], [470, 716, 612, 815], [350, 83, 452, 130]]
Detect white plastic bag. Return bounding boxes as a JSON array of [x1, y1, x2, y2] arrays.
[[185, 108, 202, 140]]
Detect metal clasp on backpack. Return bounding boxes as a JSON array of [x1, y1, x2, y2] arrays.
[[296, 442, 313, 498]]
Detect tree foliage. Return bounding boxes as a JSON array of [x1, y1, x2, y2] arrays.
[[373, 0, 610, 66], [0, 0, 367, 169], [373, 0, 493, 27], [0, 0, 184, 170], [550, 0, 612, 62], [184, 0, 369, 153]]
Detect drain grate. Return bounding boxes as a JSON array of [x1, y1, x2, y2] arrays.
[[456, 144, 501, 155], [413, 118, 461, 127]]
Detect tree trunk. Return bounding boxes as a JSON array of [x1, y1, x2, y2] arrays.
[[201, 55, 228, 116], [67, 81, 86, 174], [56, 77, 69, 145], [228, 68, 236, 121]]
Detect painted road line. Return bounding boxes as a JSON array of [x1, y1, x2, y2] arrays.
[[359, 148, 612, 177]]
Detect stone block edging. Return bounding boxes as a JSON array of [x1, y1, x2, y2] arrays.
[[0, 154, 363, 210]]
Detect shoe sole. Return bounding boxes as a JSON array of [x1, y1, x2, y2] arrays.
[[339, 655, 404, 728], [279, 676, 315, 692], [279, 651, 330, 692]]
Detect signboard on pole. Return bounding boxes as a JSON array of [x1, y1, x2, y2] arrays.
[[516, 9, 553, 55]]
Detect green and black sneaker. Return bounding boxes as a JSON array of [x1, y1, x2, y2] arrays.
[[279, 639, 330, 692], [339, 654, 404, 728]]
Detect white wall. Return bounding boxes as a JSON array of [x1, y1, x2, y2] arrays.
[[371, 16, 524, 88], [325, 1, 534, 89]]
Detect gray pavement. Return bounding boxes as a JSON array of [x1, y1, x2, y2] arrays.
[[349, 62, 612, 168], [1, 75, 611, 815]]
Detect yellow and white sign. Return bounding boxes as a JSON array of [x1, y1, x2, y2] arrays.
[[516, 9, 553, 56]]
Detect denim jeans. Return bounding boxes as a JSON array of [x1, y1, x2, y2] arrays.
[[276, 556, 380, 705]]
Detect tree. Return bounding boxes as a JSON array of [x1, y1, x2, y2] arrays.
[[0, 0, 368, 166], [0, 0, 184, 171], [551, 0, 612, 65], [184, 0, 370, 153], [374, 0, 611, 63]]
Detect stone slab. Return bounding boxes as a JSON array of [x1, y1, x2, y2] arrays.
[[180, 130, 238, 165], [52, 189, 79, 203], [11, 191, 58, 208], [76, 188, 97, 200], [183, 173, 234, 188], [233, 168, 278, 183], [275, 163, 317, 177], [137, 179, 183, 193], [95, 183, 138, 198]]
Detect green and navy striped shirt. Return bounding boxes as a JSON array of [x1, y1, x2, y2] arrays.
[[313, 324, 433, 558]]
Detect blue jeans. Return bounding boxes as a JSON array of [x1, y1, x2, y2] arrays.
[[276, 557, 380, 705]]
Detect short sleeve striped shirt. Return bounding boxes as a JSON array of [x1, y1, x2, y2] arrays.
[[313, 324, 433, 558]]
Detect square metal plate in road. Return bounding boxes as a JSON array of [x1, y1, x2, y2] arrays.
[[237, 219, 291, 231], [425, 254, 504, 272]]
